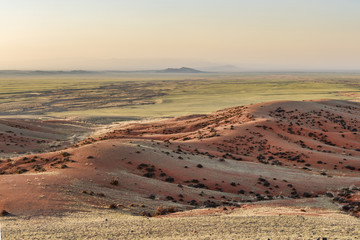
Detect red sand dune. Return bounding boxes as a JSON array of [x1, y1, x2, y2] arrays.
[[0, 100, 359, 216]]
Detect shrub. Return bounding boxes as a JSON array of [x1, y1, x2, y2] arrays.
[[153, 206, 178, 216], [143, 172, 155, 178], [141, 211, 152, 217], [108, 203, 117, 209], [345, 165, 355, 170], [62, 152, 71, 157], [303, 192, 312, 198], [165, 177, 174, 183], [110, 179, 119, 186], [17, 168, 28, 174], [61, 164, 68, 169], [0, 210, 9, 216]]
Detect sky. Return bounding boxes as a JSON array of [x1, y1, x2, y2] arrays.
[[1, 0, 360, 71]]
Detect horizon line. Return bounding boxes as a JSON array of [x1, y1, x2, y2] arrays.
[[1, 69, 360, 74]]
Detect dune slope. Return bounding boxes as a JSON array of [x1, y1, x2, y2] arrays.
[[0, 99, 359, 217]]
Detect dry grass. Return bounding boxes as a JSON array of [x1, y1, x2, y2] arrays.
[[1, 205, 360, 239]]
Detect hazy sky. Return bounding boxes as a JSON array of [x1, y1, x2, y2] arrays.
[[1, 0, 360, 70]]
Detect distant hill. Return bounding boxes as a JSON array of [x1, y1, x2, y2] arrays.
[[0, 70, 96, 75], [0, 67, 205, 75], [157, 67, 204, 73]]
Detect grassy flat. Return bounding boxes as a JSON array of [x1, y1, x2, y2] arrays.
[[2, 72, 359, 121]]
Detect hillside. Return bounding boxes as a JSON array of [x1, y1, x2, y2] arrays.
[[158, 67, 204, 73], [0, 99, 359, 218]]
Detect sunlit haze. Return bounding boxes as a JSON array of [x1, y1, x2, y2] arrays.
[[1, 0, 360, 71]]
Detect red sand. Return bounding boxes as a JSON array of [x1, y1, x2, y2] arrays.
[[0, 99, 359, 216]]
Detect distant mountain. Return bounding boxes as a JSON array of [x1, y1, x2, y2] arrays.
[[157, 67, 204, 73]]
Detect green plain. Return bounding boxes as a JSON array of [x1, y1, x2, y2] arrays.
[[0, 72, 359, 121]]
